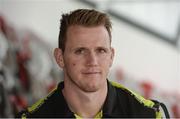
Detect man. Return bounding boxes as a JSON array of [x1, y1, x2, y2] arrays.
[[19, 9, 169, 118]]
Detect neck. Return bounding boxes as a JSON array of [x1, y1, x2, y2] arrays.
[[62, 78, 107, 118]]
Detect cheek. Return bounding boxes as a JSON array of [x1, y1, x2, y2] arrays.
[[65, 62, 77, 74], [64, 56, 77, 67], [70, 59, 77, 66], [101, 57, 111, 65]]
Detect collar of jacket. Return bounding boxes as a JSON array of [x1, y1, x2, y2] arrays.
[[102, 80, 117, 117], [57, 79, 116, 118]]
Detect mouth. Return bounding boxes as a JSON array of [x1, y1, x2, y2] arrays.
[[82, 70, 101, 75], [83, 72, 100, 74]]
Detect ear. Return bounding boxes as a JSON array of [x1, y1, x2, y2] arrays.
[[109, 47, 115, 67], [54, 48, 64, 68]]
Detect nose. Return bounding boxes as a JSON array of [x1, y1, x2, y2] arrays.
[[86, 52, 98, 66]]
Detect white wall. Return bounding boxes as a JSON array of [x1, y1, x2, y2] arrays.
[[111, 17, 180, 93], [0, 0, 92, 46], [1, 0, 179, 93]]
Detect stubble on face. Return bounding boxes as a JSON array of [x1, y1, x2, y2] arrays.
[[62, 25, 114, 93]]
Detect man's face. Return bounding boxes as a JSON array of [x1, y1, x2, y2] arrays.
[[56, 25, 114, 92]]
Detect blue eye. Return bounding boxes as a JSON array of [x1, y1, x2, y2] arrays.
[[97, 48, 107, 53], [75, 48, 85, 54]]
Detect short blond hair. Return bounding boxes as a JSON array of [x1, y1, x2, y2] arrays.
[[58, 9, 112, 52]]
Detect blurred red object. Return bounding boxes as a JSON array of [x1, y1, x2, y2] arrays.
[[0, 15, 7, 34], [9, 93, 28, 115], [140, 81, 153, 99], [172, 104, 180, 118], [115, 67, 125, 81]]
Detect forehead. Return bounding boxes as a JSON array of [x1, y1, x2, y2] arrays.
[[66, 25, 110, 47], [68, 25, 109, 35]]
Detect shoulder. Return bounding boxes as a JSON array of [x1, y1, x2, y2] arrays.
[[17, 82, 67, 118], [109, 81, 162, 118]]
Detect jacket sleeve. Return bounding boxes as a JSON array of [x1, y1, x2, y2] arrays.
[[151, 99, 170, 118]]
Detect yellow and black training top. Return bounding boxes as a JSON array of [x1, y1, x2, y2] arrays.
[[18, 80, 164, 118]]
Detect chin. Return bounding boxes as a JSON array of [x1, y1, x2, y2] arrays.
[[82, 87, 99, 93], [82, 83, 101, 93]]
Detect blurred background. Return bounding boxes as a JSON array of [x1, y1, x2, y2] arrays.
[[0, 0, 180, 118]]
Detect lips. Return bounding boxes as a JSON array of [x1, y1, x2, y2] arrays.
[[83, 72, 100, 74], [82, 70, 101, 75]]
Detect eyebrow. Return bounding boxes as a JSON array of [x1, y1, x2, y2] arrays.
[[73, 46, 109, 50], [96, 46, 109, 50], [73, 47, 87, 51]]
